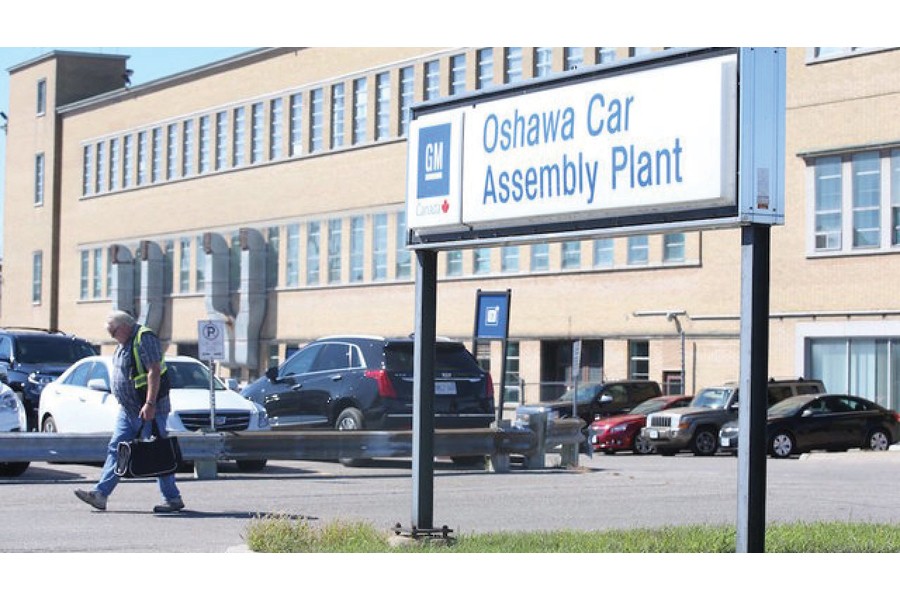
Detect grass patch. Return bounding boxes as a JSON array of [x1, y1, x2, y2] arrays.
[[245, 516, 900, 553]]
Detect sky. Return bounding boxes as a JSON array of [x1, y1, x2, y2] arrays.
[[0, 47, 255, 258]]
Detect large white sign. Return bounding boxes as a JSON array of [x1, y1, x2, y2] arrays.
[[407, 52, 739, 234]]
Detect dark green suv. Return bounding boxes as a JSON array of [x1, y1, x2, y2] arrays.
[[0, 328, 97, 431]]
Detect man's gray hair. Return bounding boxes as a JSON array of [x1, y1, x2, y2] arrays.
[[107, 310, 136, 329]]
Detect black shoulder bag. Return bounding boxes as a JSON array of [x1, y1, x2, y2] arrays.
[[115, 420, 182, 478]]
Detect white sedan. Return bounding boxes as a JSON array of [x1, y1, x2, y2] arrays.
[[0, 375, 30, 477], [38, 355, 270, 471]]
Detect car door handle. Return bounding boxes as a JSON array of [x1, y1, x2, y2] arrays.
[[291, 383, 303, 391], [331, 375, 343, 381]]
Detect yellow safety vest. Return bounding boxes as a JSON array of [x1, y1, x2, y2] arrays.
[[131, 326, 168, 389]]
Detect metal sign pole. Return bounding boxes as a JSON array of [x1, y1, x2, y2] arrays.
[[208, 358, 217, 433], [411, 249, 437, 532]]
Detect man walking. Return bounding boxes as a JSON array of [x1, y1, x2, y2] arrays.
[[74, 310, 185, 513]]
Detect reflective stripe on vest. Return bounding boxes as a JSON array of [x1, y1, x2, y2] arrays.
[[131, 326, 167, 389]]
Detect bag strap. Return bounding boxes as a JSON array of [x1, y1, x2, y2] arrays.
[[137, 419, 164, 440]]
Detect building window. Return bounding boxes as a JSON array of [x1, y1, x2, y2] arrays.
[[327, 218, 342, 284], [270, 98, 283, 160], [195, 235, 205, 293], [150, 127, 162, 183], [352, 78, 367, 145], [446, 250, 463, 277], [285, 223, 300, 287], [534, 47, 553, 77], [372, 213, 388, 281], [450, 54, 466, 96], [232, 106, 245, 167], [331, 83, 345, 150], [630, 47, 653, 57], [251, 102, 264, 164], [289, 93, 303, 157], [396, 212, 410, 279], [531, 243, 549, 271], [215, 111, 228, 171], [808, 337, 900, 411], [181, 120, 194, 177], [596, 47, 617, 64], [82, 145, 92, 196], [164, 240, 175, 295], [561, 241, 580, 269], [424, 60, 440, 101], [310, 89, 324, 152], [350, 216, 365, 282], [375, 72, 391, 141], [564, 47, 584, 70], [79, 250, 89, 300], [629, 340, 650, 380], [477, 48, 494, 89], [36, 79, 46, 115], [166, 124, 178, 180], [95, 141, 106, 194], [663, 233, 685, 263], [179, 238, 191, 294], [32, 251, 43, 304], [106, 249, 112, 298], [108, 138, 119, 191], [198, 117, 210, 174], [267, 226, 280, 289], [92, 248, 103, 298], [473, 248, 491, 274], [593, 238, 614, 268], [501, 246, 519, 273], [306, 221, 320, 285], [810, 150, 900, 254], [123, 134, 134, 187], [399, 66, 414, 137], [34, 153, 45, 206], [627, 235, 649, 265], [505, 47, 522, 83]]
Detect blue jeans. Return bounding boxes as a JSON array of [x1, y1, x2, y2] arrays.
[[95, 408, 181, 502]]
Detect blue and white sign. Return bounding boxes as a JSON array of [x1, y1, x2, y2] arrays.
[[475, 291, 511, 340], [406, 111, 464, 230]]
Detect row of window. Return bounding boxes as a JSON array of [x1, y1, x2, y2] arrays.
[[74, 47, 657, 200], [810, 148, 900, 255]]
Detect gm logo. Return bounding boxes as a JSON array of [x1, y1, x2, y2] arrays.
[[417, 123, 452, 198]]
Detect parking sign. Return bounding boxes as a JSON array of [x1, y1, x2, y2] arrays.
[[198, 320, 225, 361]]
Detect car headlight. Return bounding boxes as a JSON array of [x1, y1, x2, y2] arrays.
[[0, 390, 20, 412], [256, 404, 270, 429]]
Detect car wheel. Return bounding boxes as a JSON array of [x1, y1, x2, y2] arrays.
[[235, 459, 267, 472], [0, 462, 30, 477], [691, 429, 718, 456], [41, 416, 57, 433], [865, 429, 891, 452], [770, 431, 795, 458], [633, 435, 654, 455], [335, 408, 367, 467]]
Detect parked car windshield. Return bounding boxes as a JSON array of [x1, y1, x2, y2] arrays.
[[556, 384, 603, 403], [630, 398, 669, 415], [768, 395, 814, 418], [691, 387, 731, 410], [384, 343, 481, 374], [15, 337, 96, 364], [166, 361, 225, 390]]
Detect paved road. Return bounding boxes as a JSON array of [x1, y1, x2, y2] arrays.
[[3, 449, 899, 553]]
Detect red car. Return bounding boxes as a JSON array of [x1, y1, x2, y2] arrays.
[[589, 395, 693, 454]]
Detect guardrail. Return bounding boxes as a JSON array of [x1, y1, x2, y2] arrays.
[[0, 417, 585, 479]]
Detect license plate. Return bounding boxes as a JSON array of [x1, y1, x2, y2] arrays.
[[590, 435, 598, 444], [435, 381, 457, 395], [648, 429, 659, 439], [721, 438, 730, 447]]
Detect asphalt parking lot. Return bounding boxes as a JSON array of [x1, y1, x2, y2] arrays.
[[3, 448, 899, 553]]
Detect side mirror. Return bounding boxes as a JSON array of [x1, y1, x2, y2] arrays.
[[87, 378, 110, 392], [599, 394, 613, 404], [225, 378, 240, 392], [265, 366, 279, 382], [801, 408, 814, 418]]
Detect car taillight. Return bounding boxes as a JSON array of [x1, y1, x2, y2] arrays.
[[893, 412, 900, 423], [485, 372, 495, 399], [364, 369, 397, 398]]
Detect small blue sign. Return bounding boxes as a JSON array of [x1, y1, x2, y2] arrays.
[[475, 291, 511, 340], [416, 123, 452, 198]]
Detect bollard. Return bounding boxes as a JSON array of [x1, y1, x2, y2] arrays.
[[193, 459, 218, 480]]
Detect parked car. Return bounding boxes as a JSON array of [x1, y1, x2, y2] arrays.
[[718, 393, 900, 458], [241, 335, 495, 434], [588, 395, 692, 454], [0, 365, 29, 477], [641, 378, 826, 456], [38, 355, 271, 471], [540, 380, 663, 425], [0, 328, 98, 431]]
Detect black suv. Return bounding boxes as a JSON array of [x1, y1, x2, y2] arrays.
[[0, 328, 98, 431], [241, 335, 495, 432], [540, 379, 663, 424]]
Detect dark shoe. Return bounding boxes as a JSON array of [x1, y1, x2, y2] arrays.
[[74, 489, 107, 510], [153, 497, 185, 513]]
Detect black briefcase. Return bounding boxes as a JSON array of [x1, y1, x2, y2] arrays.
[[115, 420, 182, 478]]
